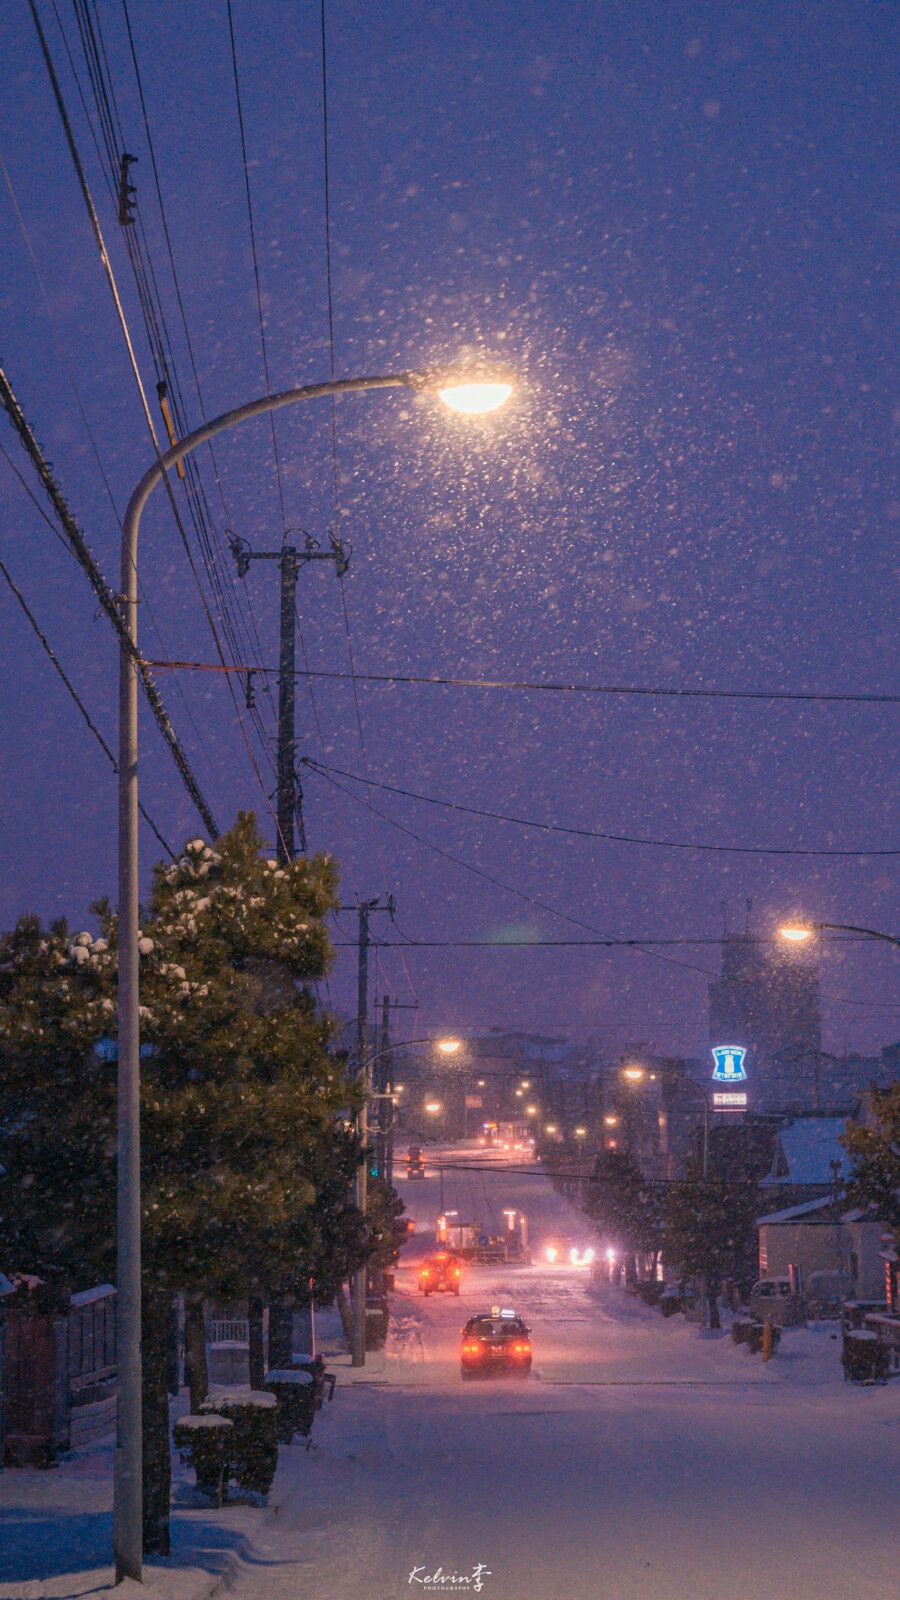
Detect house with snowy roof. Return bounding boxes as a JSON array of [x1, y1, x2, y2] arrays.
[[760, 1116, 850, 1191], [755, 1195, 887, 1305]]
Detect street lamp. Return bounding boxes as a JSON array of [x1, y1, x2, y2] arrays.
[[620, 1065, 649, 1168], [778, 921, 900, 949], [113, 369, 511, 1580]]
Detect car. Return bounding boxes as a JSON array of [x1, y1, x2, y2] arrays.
[[542, 1237, 595, 1267], [748, 1277, 803, 1327], [406, 1144, 425, 1179], [419, 1253, 463, 1295], [460, 1308, 532, 1378]]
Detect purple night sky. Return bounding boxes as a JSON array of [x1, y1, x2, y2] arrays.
[[1, 1, 898, 1056]]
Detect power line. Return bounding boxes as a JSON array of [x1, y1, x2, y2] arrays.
[[335, 938, 727, 948], [302, 756, 900, 859], [305, 763, 718, 981], [0, 554, 173, 857], [0, 133, 207, 753], [225, 0, 288, 532], [0, 359, 218, 836], [118, 0, 277, 758], [54, 0, 282, 822], [139, 659, 900, 708], [317, 0, 416, 1005]]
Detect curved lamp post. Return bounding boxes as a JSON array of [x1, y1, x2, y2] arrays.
[[113, 368, 510, 1580], [778, 921, 900, 949]]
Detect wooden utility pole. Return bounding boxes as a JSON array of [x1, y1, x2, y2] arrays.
[[351, 900, 379, 1366], [230, 533, 349, 858]]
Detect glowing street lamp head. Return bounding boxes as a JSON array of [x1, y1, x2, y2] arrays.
[[604, 1115, 619, 1127], [436, 1037, 461, 1054], [424, 1101, 442, 1113], [412, 362, 516, 415], [574, 1126, 587, 1137], [778, 925, 813, 943], [437, 381, 513, 414], [622, 1066, 645, 1082]]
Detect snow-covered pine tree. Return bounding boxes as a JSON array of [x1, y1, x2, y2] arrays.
[[661, 1170, 759, 1327], [0, 813, 372, 1554], [842, 1084, 900, 1243], [583, 1151, 661, 1283]]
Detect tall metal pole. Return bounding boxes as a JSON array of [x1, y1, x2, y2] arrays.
[[117, 368, 511, 1456], [114, 519, 142, 1583], [276, 549, 300, 864]]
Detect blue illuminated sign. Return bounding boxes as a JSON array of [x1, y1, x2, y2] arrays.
[[711, 1046, 747, 1083]]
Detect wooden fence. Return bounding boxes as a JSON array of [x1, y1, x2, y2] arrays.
[[1, 1284, 117, 1465]]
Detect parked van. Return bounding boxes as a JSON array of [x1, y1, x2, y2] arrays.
[[749, 1277, 803, 1327]]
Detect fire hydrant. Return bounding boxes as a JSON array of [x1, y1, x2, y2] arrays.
[[762, 1318, 774, 1361]]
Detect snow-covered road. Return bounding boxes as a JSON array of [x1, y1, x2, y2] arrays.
[[243, 1144, 900, 1600], [2, 1142, 898, 1600]]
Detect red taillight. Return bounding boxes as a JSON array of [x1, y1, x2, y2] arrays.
[[462, 1341, 482, 1356], [454, 1268, 461, 1276], [513, 1341, 531, 1355], [421, 1269, 430, 1277]]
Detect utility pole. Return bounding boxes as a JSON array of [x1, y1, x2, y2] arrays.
[[231, 532, 348, 859], [373, 993, 392, 1185], [831, 1157, 847, 1297], [350, 898, 379, 1367]]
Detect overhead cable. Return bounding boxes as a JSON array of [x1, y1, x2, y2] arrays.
[[0, 553, 173, 856], [305, 763, 717, 980], [302, 755, 900, 859], [140, 659, 900, 707], [0, 360, 218, 836]]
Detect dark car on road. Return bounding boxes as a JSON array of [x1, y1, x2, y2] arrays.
[[460, 1309, 532, 1379], [419, 1252, 463, 1295]]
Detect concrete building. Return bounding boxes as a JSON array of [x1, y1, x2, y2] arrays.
[[708, 933, 822, 1111]]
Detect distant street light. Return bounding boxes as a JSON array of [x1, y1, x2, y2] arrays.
[[526, 1105, 538, 1115], [114, 365, 514, 1576], [545, 1124, 557, 1134], [425, 1101, 443, 1114], [622, 1065, 645, 1082], [604, 1115, 619, 1127], [778, 921, 900, 949], [574, 1127, 587, 1137], [436, 1038, 462, 1053]]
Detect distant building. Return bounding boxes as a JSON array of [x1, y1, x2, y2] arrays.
[[708, 934, 822, 1111]]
